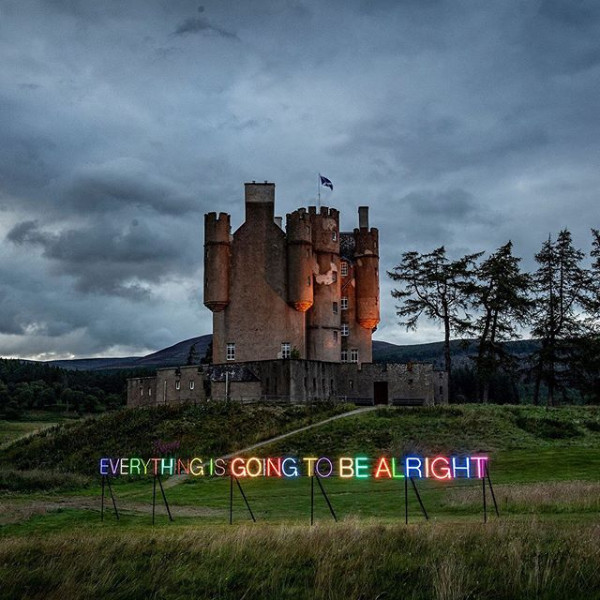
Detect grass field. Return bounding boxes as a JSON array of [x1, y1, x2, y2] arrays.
[[1, 404, 600, 599]]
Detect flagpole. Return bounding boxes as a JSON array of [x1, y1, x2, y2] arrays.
[[317, 173, 321, 210]]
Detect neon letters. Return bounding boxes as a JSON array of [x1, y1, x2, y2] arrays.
[[98, 455, 489, 479]]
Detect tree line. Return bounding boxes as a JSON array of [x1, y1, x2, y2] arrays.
[[0, 359, 150, 419], [388, 229, 600, 405]]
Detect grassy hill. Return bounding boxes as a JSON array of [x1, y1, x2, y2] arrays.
[[2, 403, 600, 599], [0, 402, 352, 477]]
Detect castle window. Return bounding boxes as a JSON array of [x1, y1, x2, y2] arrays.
[[307, 276, 311, 287], [350, 349, 359, 363], [140, 387, 143, 396], [408, 378, 414, 385], [332, 230, 337, 241], [350, 380, 354, 389], [333, 302, 338, 314], [333, 330, 338, 342], [281, 342, 291, 359], [175, 380, 180, 390], [439, 386, 444, 395], [226, 343, 235, 361], [189, 380, 195, 390], [341, 350, 348, 362], [341, 262, 348, 277], [341, 297, 348, 310], [341, 324, 349, 337], [148, 388, 152, 396]]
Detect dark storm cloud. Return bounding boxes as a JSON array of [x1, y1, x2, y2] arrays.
[[173, 16, 238, 39], [1, 0, 599, 356], [6, 217, 198, 298]]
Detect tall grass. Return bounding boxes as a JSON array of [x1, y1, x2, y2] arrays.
[[1, 520, 599, 599], [445, 480, 600, 513]]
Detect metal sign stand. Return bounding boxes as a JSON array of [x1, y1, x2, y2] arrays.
[[404, 476, 429, 524], [310, 473, 338, 525], [483, 464, 500, 523], [152, 474, 174, 525], [229, 475, 256, 524], [100, 475, 120, 521]]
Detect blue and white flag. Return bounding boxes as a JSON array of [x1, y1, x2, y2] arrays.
[[319, 174, 333, 190]]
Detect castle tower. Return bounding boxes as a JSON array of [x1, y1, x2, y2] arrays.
[[203, 212, 231, 312], [209, 182, 306, 364], [286, 208, 314, 312], [353, 206, 380, 330], [306, 206, 341, 362]]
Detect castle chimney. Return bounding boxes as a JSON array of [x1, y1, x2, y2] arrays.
[[358, 206, 369, 229], [245, 181, 275, 222]]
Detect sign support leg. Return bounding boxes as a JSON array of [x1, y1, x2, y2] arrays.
[[229, 474, 233, 525], [404, 476, 408, 524], [486, 465, 500, 517], [157, 475, 173, 522], [410, 477, 429, 520], [483, 471, 487, 523], [101, 475, 105, 521], [106, 475, 119, 521], [310, 475, 314, 525], [315, 473, 337, 522], [235, 476, 256, 523], [152, 475, 157, 525]]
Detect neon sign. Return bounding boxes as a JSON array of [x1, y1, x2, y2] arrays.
[[98, 455, 489, 479]]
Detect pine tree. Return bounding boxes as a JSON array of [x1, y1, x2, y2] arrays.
[[470, 241, 531, 402], [530, 230, 593, 406], [388, 246, 482, 400]]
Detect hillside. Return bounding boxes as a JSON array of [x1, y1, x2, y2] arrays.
[[0, 402, 352, 476], [41, 335, 539, 371], [3, 403, 600, 478]]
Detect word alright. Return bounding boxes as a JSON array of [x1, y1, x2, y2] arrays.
[[99, 455, 489, 480]]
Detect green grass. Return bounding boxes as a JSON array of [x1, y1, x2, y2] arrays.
[[2, 404, 600, 598], [0, 420, 61, 447], [0, 402, 353, 474], [2, 520, 600, 599]]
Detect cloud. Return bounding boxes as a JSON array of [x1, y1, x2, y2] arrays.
[[172, 16, 238, 39], [0, 0, 599, 358]]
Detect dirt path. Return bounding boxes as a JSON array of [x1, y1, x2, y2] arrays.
[[162, 405, 377, 489]]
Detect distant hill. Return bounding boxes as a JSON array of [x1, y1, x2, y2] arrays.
[[43, 335, 539, 371], [47, 335, 212, 371]]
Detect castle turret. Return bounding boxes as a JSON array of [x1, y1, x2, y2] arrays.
[[353, 206, 380, 330], [204, 212, 231, 312], [286, 208, 314, 312], [307, 206, 341, 361]]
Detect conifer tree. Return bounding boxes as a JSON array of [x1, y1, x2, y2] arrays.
[[470, 241, 531, 402], [530, 229, 593, 405], [388, 246, 482, 400]]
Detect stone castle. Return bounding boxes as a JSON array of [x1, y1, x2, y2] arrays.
[[127, 182, 447, 407]]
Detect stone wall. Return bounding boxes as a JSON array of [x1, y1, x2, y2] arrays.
[[127, 360, 448, 407]]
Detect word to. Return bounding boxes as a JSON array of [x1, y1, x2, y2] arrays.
[[99, 455, 489, 480]]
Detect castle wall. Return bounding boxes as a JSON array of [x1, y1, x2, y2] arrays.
[[127, 376, 158, 407], [213, 183, 306, 364]]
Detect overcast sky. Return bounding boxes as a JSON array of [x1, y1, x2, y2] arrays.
[[1, 0, 599, 360]]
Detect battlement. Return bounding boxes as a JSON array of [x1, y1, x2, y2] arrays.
[[307, 206, 339, 219], [205, 212, 231, 241]]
